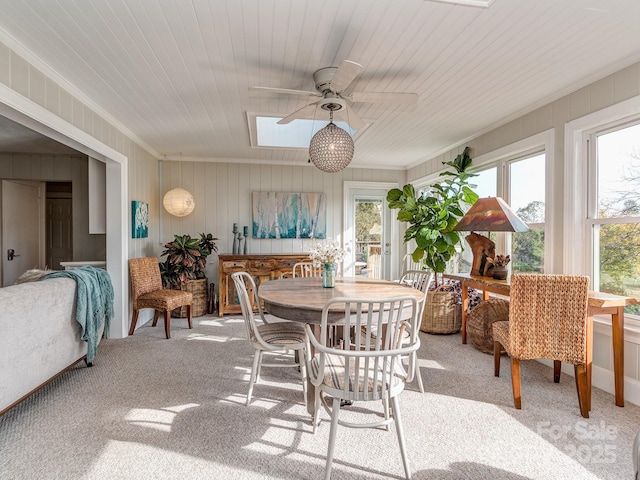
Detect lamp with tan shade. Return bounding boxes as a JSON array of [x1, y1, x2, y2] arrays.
[[453, 196, 529, 277]]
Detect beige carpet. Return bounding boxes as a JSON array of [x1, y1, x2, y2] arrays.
[[1, 314, 639, 479]]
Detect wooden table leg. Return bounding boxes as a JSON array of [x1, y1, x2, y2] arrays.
[[461, 282, 469, 344], [585, 315, 594, 412], [612, 306, 625, 407]]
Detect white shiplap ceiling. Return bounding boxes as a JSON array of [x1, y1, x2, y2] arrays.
[[1, 0, 640, 168]]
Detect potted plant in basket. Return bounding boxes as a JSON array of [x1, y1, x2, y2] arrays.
[[386, 146, 478, 282], [387, 147, 479, 335], [160, 233, 218, 317]]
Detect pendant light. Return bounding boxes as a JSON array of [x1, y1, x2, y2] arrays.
[[308, 108, 354, 173]]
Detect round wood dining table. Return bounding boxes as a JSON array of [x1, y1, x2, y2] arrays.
[[259, 276, 425, 415], [258, 276, 425, 324]]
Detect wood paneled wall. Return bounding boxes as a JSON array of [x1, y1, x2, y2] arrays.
[[159, 161, 407, 283]]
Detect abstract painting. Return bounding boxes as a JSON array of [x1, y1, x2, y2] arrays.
[[252, 192, 326, 239], [132, 200, 149, 238]]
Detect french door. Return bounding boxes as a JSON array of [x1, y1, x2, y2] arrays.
[[343, 181, 398, 279]]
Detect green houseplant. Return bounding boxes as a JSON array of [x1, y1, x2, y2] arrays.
[[387, 147, 478, 278], [160, 233, 218, 288], [160, 233, 218, 317]]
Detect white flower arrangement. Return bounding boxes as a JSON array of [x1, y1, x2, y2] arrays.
[[308, 238, 349, 266]]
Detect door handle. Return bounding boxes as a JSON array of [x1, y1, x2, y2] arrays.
[[7, 249, 20, 261]]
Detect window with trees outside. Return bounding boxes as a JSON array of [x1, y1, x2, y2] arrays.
[[463, 154, 546, 274], [590, 122, 640, 316], [509, 153, 546, 273], [415, 151, 547, 274]]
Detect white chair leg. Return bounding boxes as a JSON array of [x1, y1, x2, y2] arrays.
[[324, 396, 342, 480], [383, 396, 390, 431], [391, 396, 412, 480], [415, 362, 425, 394], [312, 388, 322, 434], [255, 350, 264, 382], [298, 348, 308, 409], [246, 349, 261, 406]]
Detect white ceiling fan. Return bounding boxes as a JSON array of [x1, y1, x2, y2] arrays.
[[251, 60, 419, 130]]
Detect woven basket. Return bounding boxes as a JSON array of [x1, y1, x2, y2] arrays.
[[420, 285, 462, 334], [172, 277, 208, 318], [467, 297, 510, 353]]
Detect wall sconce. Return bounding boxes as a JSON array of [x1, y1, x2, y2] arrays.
[[453, 196, 529, 276], [163, 188, 195, 217]]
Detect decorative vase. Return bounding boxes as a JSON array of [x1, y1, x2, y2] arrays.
[[492, 266, 508, 280], [322, 263, 336, 288]]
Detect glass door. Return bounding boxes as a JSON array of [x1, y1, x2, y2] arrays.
[[343, 181, 397, 279]]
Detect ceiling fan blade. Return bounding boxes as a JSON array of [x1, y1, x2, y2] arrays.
[[277, 103, 319, 124], [350, 91, 419, 104], [330, 60, 363, 93], [251, 86, 318, 97]]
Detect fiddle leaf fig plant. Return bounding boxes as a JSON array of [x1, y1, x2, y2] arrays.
[[387, 146, 479, 275]]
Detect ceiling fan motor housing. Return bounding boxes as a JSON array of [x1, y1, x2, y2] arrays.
[[319, 96, 346, 112], [313, 67, 339, 94]]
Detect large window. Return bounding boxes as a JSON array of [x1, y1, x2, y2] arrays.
[[413, 139, 549, 274], [509, 154, 546, 272], [590, 122, 640, 314], [465, 153, 546, 274]]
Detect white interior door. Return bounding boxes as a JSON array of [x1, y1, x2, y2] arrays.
[[1, 180, 46, 286], [343, 181, 398, 279]]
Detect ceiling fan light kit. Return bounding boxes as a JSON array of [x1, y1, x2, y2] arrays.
[[308, 111, 354, 173]]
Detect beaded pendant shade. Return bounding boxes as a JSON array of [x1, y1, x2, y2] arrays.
[[308, 110, 354, 173], [163, 188, 195, 217]]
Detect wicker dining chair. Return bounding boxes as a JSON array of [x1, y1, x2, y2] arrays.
[[231, 271, 308, 407], [306, 295, 420, 480], [128, 257, 193, 339], [492, 273, 591, 418]]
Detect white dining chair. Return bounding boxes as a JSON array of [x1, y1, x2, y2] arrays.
[[231, 271, 308, 407], [292, 261, 322, 278], [305, 295, 420, 480], [398, 269, 433, 393], [362, 269, 432, 393]]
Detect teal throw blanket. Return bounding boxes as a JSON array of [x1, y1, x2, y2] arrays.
[[40, 266, 114, 363]]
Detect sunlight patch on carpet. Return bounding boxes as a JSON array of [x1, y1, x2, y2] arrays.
[[123, 404, 199, 432]]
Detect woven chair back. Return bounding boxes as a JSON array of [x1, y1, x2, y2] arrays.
[[509, 273, 590, 364], [129, 258, 163, 306]]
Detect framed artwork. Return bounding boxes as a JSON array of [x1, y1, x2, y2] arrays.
[[132, 201, 149, 238], [252, 192, 326, 239]]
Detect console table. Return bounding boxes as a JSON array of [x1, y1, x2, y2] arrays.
[[217, 253, 310, 316], [444, 272, 638, 408]]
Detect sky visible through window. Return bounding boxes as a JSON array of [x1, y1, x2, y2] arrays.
[[597, 122, 640, 216], [510, 154, 545, 214], [470, 154, 545, 213]]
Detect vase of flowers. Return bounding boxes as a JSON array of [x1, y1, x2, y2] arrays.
[[308, 239, 348, 288]]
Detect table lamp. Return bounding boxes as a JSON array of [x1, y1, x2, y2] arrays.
[[453, 196, 529, 276]]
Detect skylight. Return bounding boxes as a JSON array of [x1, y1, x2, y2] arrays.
[[425, 0, 495, 7], [249, 114, 360, 150]]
